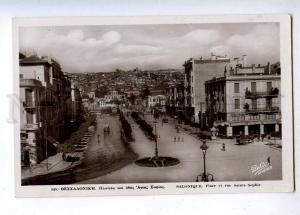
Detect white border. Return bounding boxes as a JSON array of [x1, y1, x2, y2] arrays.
[[13, 14, 294, 197]]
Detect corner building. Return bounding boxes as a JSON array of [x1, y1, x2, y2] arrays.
[[19, 55, 82, 166], [205, 63, 281, 137]]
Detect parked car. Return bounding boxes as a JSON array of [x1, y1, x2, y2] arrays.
[[162, 118, 168, 123], [236, 135, 254, 145]]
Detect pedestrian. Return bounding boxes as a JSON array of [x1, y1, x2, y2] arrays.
[[97, 133, 100, 144], [222, 143, 226, 151], [267, 156, 271, 165], [174, 136, 176, 142]]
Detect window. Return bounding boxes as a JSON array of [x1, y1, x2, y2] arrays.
[[20, 133, 28, 140], [251, 82, 256, 93], [266, 98, 272, 109], [252, 99, 257, 110], [26, 110, 34, 124], [267, 82, 272, 92], [25, 89, 33, 106], [234, 99, 240, 109], [234, 83, 239, 93]]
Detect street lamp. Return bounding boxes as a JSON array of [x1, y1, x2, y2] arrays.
[[196, 140, 214, 182], [153, 108, 159, 158]]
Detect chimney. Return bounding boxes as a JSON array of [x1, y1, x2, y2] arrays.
[[242, 55, 247, 67]]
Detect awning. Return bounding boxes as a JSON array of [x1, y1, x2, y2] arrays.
[[47, 136, 59, 148]]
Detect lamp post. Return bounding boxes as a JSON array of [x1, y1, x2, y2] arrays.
[[196, 140, 214, 182], [153, 108, 159, 159]]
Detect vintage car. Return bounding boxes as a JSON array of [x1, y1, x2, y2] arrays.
[[236, 135, 254, 145]]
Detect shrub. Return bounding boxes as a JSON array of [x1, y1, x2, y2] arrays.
[[131, 111, 155, 139]]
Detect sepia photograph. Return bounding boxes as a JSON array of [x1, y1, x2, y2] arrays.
[[13, 15, 293, 196]]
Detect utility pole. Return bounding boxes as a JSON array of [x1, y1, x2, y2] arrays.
[[200, 102, 204, 129], [154, 121, 158, 158], [45, 120, 48, 171]]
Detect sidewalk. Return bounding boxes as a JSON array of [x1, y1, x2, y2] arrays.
[[21, 118, 97, 180], [263, 138, 282, 151], [21, 152, 83, 179]]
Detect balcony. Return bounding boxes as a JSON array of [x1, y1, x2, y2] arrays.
[[247, 106, 280, 114], [20, 79, 42, 88], [23, 101, 37, 108], [24, 123, 39, 130], [245, 88, 279, 99], [230, 112, 280, 123]]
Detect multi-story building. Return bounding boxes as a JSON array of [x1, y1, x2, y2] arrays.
[[183, 53, 242, 125], [20, 55, 56, 166], [20, 78, 44, 166], [88, 91, 95, 99], [95, 98, 108, 107], [205, 62, 281, 137], [71, 81, 83, 122], [148, 89, 166, 109], [19, 54, 82, 166], [104, 90, 125, 102], [165, 82, 185, 118]]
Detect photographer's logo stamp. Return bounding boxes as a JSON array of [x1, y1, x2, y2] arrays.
[[251, 162, 272, 176]]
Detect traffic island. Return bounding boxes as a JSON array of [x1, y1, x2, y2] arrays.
[[135, 156, 180, 167]]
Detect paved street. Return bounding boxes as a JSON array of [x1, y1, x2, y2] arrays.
[[79, 113, 282, 184], [22, 114, 137, 185], [22, 112, 282, 185], [72, 114, 137, 182]]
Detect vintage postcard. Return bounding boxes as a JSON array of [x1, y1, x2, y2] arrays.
[[13, 15, 294, 197]]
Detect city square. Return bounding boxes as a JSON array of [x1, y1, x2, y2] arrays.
[[18, 22, 283, 185], [80, 113, 282, 184]]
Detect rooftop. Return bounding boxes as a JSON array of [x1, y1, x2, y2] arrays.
[[205, 73, 281, 84], [20, 55, 51, 66]]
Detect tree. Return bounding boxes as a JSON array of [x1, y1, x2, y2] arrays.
[[81, 93, 89, 99], [153, 108, 160, 119], [88, 97, 94, 103], [129, 93, 136, 105], [141, 86, 150, 99]]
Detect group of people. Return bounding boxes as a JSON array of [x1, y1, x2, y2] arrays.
[[96, 123, 111, 144], [174, 136, 184, 142]]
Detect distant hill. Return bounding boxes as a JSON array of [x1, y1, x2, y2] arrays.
[[69, 69, 184, 96]]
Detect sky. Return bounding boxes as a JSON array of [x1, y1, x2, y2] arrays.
[[19, 22, 280, 73]]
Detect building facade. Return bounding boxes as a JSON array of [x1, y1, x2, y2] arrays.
[[104, 90, 125, 102], [183, 53, 242, 125], [71, 81, 83, 122], [205, 62, 281, 137], [20, 55, 82, 166], [165, 82, 185, 118]]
